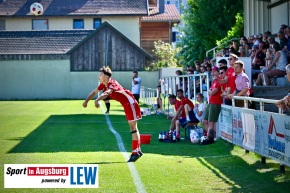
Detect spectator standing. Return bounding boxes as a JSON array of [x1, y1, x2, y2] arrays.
[[218, 59, 228, 68], [132, 71, 142, 103], [216, 54, 238, 106], [175, 69, 183, 91], [201, 66, 223, 145], [228, 61, 250, 107], [156, 85, 163, 113], [219, 66, 229, 104]]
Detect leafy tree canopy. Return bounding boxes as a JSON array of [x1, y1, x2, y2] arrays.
[[177, 0, 243, 66]]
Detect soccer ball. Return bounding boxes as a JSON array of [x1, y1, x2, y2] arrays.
[[190, 130, 200, 144], [30, 3, 44, 16], [200, 136, 207, 144]]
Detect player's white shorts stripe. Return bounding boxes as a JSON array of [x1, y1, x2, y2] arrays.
[[130, 103, 137, 120], [101, 105, 146, 193]]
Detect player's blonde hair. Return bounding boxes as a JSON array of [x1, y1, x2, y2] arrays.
[[99, 66, 112, 77]]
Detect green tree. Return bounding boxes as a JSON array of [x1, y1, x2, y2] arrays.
[[216, 12, 244, 46], [147, 40, 179, 71], [177, 0, 243, 66]]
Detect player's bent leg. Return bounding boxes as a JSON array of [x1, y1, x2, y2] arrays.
[[184, 104, 192, 122]]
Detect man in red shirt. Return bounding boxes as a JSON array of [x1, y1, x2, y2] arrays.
[[168, 90, 199, 140], [201, 66, 223, 145], [216, 54, 238, 106], [82, 66, 142, 162], [168, 94, 183, 141], [176, 89, 199, 124]]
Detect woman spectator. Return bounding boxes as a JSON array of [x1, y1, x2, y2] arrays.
[[265, 48, 275, 68], [194, 93, 207, 129], [254, 44, 287, 86]]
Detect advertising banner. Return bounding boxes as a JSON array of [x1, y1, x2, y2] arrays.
[[219, 105, 233, 142], [220, 105, 290, 167]]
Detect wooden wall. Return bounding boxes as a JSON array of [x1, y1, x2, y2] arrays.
[[70, 26, 150, 71], [141, 22, 170, 59]]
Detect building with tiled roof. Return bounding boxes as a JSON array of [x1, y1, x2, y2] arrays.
[[0, 1, 158, 100], [140, 4, 180, 58], [0, 30, 92, 55], [0, 21, 152, 68], [0, 0, 148, 16], [142, 4, 180, 23], [0, 0, 148, 46]]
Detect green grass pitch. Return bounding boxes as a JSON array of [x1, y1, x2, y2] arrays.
[[0, 100, 289, 192]]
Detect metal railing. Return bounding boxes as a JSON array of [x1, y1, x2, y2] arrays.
[[140, 73, 210, 115], [140, 86, 157, 106], [206, 38, 239, 58], [232, 96, 283, 114]]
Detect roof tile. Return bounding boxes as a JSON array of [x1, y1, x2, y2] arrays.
[[0, 0, 148, 16], [141, 4, 180, 22], [0, 30, 93, 54]]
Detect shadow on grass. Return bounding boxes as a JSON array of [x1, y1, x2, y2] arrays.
[[6, 113, 290, 192], [8, 114, 120, 153], [197, 154, 290, 192]]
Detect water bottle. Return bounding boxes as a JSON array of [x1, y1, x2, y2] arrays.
[[162, 131, 166, 140], [166, 131, 169, 140], [172, 131, 176, 143], [159, 132, 163, 142], [169, 131, 173, 141]]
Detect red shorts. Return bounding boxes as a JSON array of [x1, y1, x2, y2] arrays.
[[123, 102, 142, 122]]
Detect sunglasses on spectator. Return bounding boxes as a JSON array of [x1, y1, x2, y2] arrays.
[[219, 72, 224, 74], [228, 58, 233, 60]]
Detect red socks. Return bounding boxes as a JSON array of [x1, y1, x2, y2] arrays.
[[132, 140, 140, 154]]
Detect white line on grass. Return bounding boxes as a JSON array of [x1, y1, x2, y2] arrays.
[[198, 154, 233, 159], [101, 105, 146, 193]]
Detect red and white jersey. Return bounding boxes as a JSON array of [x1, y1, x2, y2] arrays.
[[98, 78, 134, 104], [98, 78, 141, 121]]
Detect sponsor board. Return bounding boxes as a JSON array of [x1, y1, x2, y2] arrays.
[[4, 164, 98, 188], [218, 106, 290, 167]]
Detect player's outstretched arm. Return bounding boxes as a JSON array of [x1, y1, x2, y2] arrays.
[[83, 89, 99, 108], [94, 89, 113, 108]]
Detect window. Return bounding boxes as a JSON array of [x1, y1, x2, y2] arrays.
[[0, 19, 5, 30], [32, 19, 48, 30], [172, 31, 176, 42], [73, 19, 84, 29], [93, 18, 101, 29], [175, 0, 179, 8]]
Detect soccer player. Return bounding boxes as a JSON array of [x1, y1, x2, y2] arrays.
[[103, 97, 110, 114], [82, 66, 142, 162]]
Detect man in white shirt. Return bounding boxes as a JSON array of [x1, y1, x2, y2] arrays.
[[132, 71, 142, 103]]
